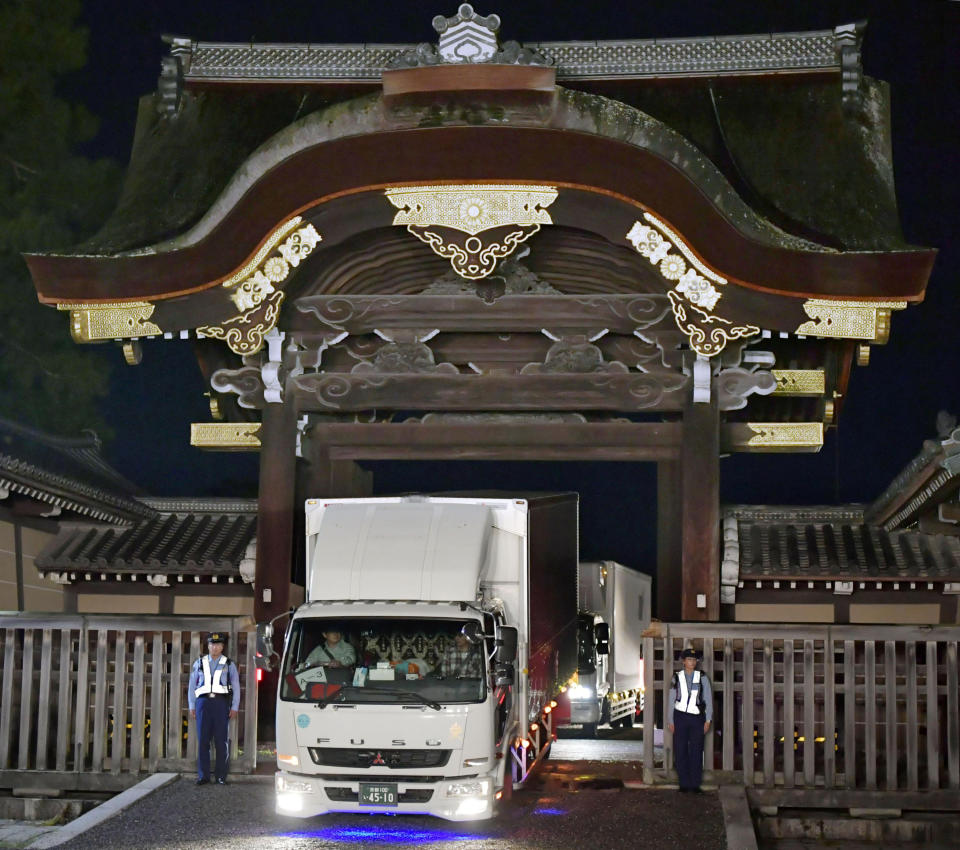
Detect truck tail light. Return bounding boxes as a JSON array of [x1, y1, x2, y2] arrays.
[[256, 668, 263, 683]]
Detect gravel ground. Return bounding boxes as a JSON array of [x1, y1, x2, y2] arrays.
[[52, 770, 726, 850]]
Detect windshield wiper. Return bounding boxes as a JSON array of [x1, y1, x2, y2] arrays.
[[316, 686, 441, 711], [374, 689, 442, 711], [316, 686, 360, 709]]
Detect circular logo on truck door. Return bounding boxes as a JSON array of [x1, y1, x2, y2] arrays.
[[296, 713, 311, 729]]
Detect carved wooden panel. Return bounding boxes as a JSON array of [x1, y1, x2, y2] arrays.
[[291, 371, 688, 412], [304, 420, 683, 461], [293, 294, 673, 335]]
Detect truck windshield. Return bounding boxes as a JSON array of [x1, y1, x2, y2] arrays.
[[279, 617, 487, 705], [577, 614, 596, 674]]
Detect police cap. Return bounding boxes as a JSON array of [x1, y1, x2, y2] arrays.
[[207, 632, 227, 644], [680, 647, 700, 660]]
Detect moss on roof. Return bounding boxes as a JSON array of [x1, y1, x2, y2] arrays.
[[78, 75, 907, 256]]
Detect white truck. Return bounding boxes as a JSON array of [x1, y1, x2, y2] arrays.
[[264, 494, 578, 821], [564, 560, 651, 737]]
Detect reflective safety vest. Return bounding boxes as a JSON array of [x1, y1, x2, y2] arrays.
[[674, 670, 703, 715], [195, 654, 231, 698]]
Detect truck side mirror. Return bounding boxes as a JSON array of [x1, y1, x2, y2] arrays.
[[255, 622, 275, 671], [595, 622, 610, 656], [493, 626, 517, 687], [461, 620, 483, 645], [496, 626, 518, 665]]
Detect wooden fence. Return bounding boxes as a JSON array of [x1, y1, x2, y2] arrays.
[[0, 614, 258, 787], [642, 623, 960, 791]]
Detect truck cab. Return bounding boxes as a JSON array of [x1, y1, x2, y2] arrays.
[[275, 604, 509, 820], [267, 495, 578, 821]]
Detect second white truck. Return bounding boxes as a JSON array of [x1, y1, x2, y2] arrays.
[[565, 560, 651, 736]]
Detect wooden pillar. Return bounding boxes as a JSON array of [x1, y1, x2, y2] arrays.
[[656, 461, 682, 621], [254, 401, 298, 624], [681, 392, 720, 620]]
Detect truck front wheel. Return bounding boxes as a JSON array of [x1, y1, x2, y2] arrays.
[[497, 767, 513, 811]]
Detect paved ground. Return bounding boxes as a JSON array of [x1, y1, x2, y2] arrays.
[[0, 821, 58, 849], [48, 774, 725, 850], [1, 725, 728, 850]]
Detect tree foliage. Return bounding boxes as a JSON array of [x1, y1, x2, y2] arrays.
[[0, 0, 121, 437]]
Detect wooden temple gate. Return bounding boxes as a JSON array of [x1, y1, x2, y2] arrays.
[[22, 6, 941, 788], [0, 615, 258, 787], [25, 12, 935, 633], [643, 624, 960, 794]]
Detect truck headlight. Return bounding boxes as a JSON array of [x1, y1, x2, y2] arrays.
[[568, 684, 594, 700], [445, 778, 490, 798], [456, 798, 490, 816], [277, 792, 304, 812], [276, 774, 313, 794]]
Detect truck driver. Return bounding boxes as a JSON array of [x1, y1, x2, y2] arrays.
[[298, 624, 357, 670]]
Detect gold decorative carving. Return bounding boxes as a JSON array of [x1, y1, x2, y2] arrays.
[[667, 291, 759, 358], [796, 299, 906, 342], [626, 213, 726, 309], [58, 302, 161, 342], [385, 184, 557, 279], [625, 214, 756, 356], [771, 370, 825, 396], [197, 291, 285, 356], [386, 185, 557, 234], [222, 218, 321, 312], [194, 218, 321, 355], [206, 393, 224, 421], [823, 400, 835, 424], [409, 223, 540, 279], [190, 422, 262, 451], [743, 422, 823, 451], [121, 340, 143, 366], [856, 344, 871, 367]]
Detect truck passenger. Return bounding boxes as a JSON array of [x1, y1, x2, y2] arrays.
[[438, 631, 483, 679]]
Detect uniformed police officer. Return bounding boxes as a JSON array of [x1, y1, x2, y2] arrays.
[[666, 647, 713, 793], [188, 632, 241, 785]]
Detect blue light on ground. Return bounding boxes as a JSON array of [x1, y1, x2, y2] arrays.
[[533, 807, 567, 815], [279, 824, 483, 843]]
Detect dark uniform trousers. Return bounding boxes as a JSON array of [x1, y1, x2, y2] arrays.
[[674, 710, 705, 790], [196, 695, 230, 781]]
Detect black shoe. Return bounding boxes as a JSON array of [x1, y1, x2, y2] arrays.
[[216, 778, 227, 785], [196, 778, 209, 786], [678, 787, 689, 793], [691, 787, 704, 794]]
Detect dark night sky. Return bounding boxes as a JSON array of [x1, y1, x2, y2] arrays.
[[64, 0, 958, 570]]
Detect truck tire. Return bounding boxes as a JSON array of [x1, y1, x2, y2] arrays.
[[580, 722, 597, 738], [499, 767, 513, 804], [621, 712, 634, 729]]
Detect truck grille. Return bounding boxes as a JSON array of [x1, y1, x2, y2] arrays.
[[325, 787, 433, 803], [308, 747, 451, 769]]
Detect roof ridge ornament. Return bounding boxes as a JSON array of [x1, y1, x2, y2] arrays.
[[388, 4, 552, 69], [434, 4, 500, 62]]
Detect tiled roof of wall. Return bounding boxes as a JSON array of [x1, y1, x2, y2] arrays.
[[36, 501, 257, 582]]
